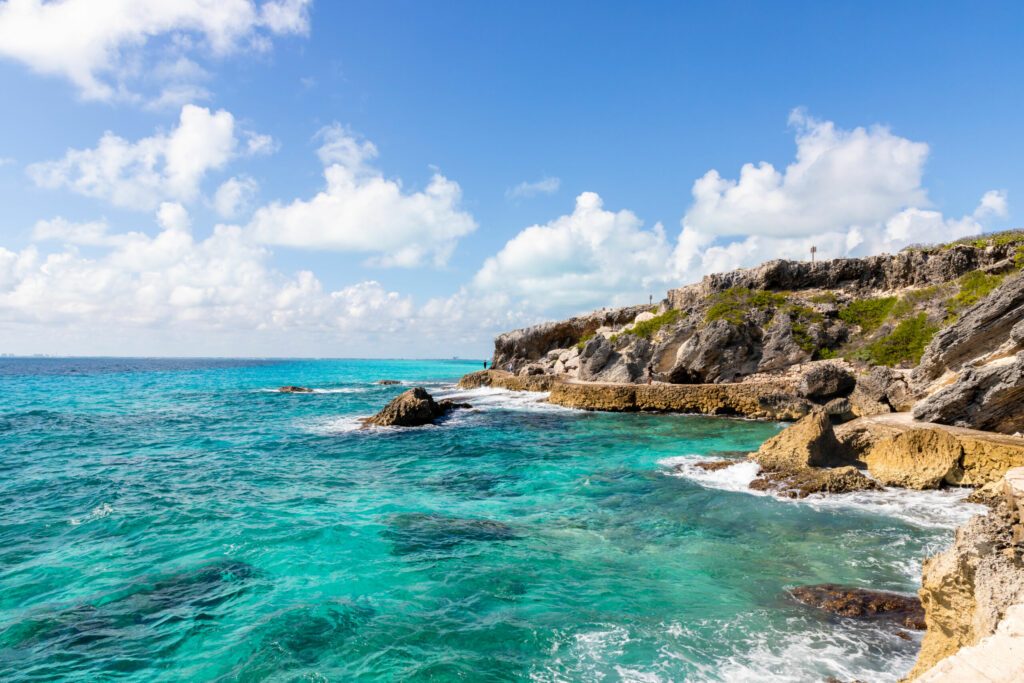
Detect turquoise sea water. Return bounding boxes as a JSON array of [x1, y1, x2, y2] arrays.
[[0, 358, 981, 682]]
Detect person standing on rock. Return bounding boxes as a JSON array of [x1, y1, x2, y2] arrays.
[[482, 360, 488, 369], [646, 362, 654, 385]]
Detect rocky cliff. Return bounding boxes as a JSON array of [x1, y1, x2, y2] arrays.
[[908, 468, 1024, 680], [487, 232, 1024, 433]]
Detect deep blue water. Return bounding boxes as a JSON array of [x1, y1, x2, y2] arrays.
[[0, 358, 979, 681]]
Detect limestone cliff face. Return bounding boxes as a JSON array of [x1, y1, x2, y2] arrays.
[[908, 468, 1024, 679], [911, 273, 1024, 435], [491, 239, 1024, 395]]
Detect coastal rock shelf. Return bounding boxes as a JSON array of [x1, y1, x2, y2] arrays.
[[459, 369, 805, 420]]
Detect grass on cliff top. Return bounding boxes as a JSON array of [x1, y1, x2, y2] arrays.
[[944, 270, 1006, 321], [705, 287, 787, 325], [903, 228, 1024, 253], [612, 308, 685, 343], [837, 297, 897, 333], [858, 313, 938, 367]]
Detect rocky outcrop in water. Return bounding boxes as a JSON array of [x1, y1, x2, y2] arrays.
[[278, 385, 313, 393], [747, 410, 880, 497], [789, 584, 925, 629], [908, 468, 1024, 679], [364, 388, 469, 427]]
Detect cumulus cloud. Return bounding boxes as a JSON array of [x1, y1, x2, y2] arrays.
[[28, 104, 269, 210], [248, 125, 477, 267], [0, 208, 414, 345], [684, 109, 929, 238], [474, 192, 674, 310], [0, 0, 311, 104], [506, 176, 560, 200], [667, 111, 1008, 283], [213, 176, 259, 218]]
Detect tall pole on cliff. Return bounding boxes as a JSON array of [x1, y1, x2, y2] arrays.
[[810, 245, 817, 263]]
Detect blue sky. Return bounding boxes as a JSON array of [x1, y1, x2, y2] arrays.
[[0, 0, 1020, 357]]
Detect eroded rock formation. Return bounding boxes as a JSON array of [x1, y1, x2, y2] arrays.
[[364, 388, 470, 427]]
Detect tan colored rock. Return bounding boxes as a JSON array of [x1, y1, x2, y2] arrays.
[[958, 436, 1024, 486], [751, 465, 881, 498], [914, 603, 1024, 682], [547, 380, 800, 419], [458, 369, 554, 392], [864, 429, 964, 490], [751, 409, 849, 472], [908, 475, 1024, 679]]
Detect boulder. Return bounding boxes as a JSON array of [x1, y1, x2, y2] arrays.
[[789, 583, 925, 629], [751, 409, 851, 472], [864, 429, 964, 489], [913, 352, 1024, 435], [824, 397, 854, 422], [796, 362, 856, 401], [364, 387, 467, 427], [854, 366, 914, 412], [278, 386, 313, 393]]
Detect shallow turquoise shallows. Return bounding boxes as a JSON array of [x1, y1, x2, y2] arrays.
[[0, 358, 979, 682]]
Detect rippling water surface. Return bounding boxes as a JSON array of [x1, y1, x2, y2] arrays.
[[0, 358, 981, 681]]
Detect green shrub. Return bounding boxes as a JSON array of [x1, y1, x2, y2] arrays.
[[627, 308, 684, 339], [808, 292, 837, 304], [816, 347, 838, 360], [574, 332, 594, 351], [838, 297, 897, 333], [705, 288, 787, 325], [889, 285, 946, 318], [945, 270, 1005, 320], [1015, 245, 1024, 270], [862, 313, 938, 367]]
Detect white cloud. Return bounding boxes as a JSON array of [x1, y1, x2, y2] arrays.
[[0, 0, 311, 104], [32, 217, 119, 246], [668, 111, 1008, 283], [214, 176, 259, 218], [474, 191, 673, 310], [0, 157, 15, 167], [248, 125, 477, 267], [0, 210, 415, 345], [506, 176, 561, 200], [27, 104, 267, 210], [684, 109, 929, 238]]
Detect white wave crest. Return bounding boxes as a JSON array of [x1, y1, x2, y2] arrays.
[[660, 455, 985, 530]]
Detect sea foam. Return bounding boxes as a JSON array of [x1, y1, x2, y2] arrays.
[[660, 455, 985, 530]]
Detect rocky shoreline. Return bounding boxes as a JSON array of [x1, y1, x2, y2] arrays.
[[457, 234, 1024, 680]]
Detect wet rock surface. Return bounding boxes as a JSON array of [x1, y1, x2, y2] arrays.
[[364, 388, 469, 427], [278, 386, 313, 393], [789, 583, 925, 629]]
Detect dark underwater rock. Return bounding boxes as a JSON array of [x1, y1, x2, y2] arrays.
[[382, 512, 519, 555], [789, 583, 925, 629], [278, 386, 313, 393], [375, 379, 401, 385]]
